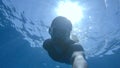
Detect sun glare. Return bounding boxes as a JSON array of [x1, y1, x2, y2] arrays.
[[55, 1, 83, 25]]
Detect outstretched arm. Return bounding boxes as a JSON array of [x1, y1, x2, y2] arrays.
[[72, 51, 88, 68]]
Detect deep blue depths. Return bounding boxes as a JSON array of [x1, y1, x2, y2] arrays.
[[0, 0, 120, 68]]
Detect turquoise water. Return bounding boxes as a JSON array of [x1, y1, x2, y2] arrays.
[[0, 0, 120, 68]]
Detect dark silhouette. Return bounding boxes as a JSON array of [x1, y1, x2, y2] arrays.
[[43, 16, 87, 68]]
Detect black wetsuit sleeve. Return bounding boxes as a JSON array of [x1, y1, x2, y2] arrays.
[[70, 43, 84, 52], [43, 39, 59, 61], [67, 43, 84, 63]]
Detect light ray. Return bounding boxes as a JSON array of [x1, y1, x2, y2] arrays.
[[55, 1, 83, 25]]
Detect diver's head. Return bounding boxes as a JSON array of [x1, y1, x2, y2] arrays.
[[49, 16, 72, 41]]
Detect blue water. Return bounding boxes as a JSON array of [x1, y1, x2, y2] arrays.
[[0, 0, 120, 68]]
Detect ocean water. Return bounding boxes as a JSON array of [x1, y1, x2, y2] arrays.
[[0, 0, 120, 68]]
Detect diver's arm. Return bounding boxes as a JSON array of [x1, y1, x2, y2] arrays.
[[72, 51, 88, 68]]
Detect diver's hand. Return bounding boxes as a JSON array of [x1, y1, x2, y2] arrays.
[[72, 51, 88, 68]]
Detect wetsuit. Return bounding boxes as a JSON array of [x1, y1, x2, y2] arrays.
[[43, 39, 84, 64]]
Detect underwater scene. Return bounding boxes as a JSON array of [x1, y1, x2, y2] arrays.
[[0, 0, 120, 68]]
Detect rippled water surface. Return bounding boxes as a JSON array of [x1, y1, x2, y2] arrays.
[[0, 0, 120, 68]]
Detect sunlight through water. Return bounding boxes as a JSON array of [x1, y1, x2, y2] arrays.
[[55, 1, 83, 25]]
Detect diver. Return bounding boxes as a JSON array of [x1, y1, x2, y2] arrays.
[[43, 16, 88, 68]]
